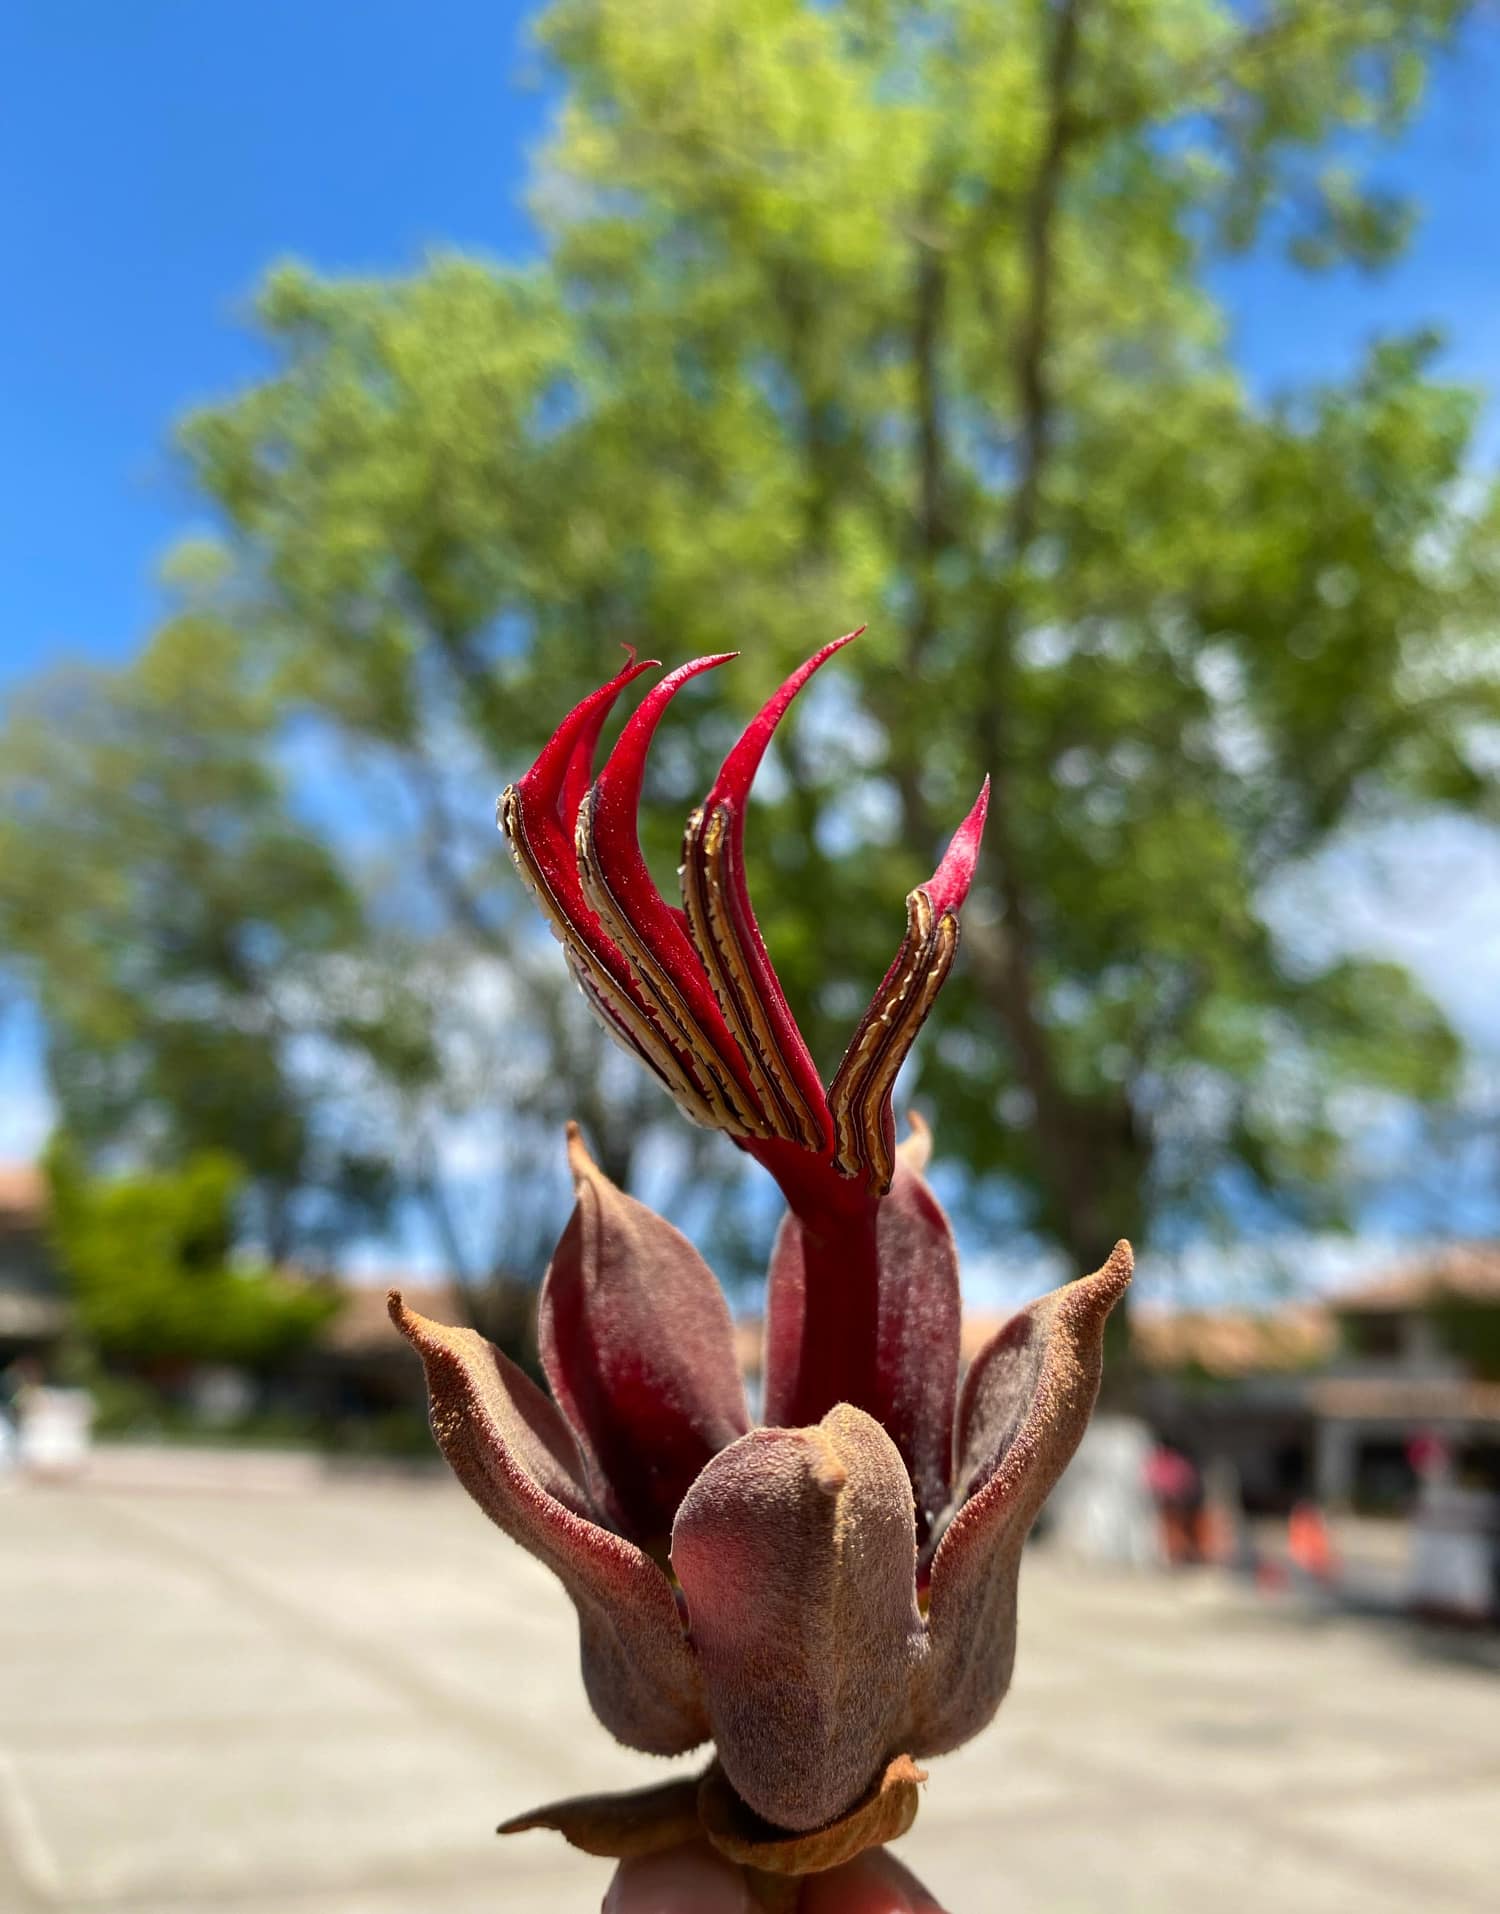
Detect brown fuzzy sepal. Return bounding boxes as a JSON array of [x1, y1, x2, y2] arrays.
[[497, 1773, 702, 1859], [699, 1753, 926, 1875], [498, 1752, 926, 1878]]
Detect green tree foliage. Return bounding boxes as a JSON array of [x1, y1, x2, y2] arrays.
[[169, 0, 1497, 1276], [12, 1, 1500, 1292], [0, 613, 435, 1259], [45, 1143, 336, 1367]]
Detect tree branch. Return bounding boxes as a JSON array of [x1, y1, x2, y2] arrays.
[[964, 0, 1149, 1267], [1007, 0, 1083, 565], [911, 206, 948, 679]]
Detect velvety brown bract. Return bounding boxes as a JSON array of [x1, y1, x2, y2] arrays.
[[540, 1123, 750, 1546], [498, 1773, 705, 1860], [872, 1163, 962, 1540], [393, 1137, 1131, 1838], [388, 1296, 708, 1755], [905, 1243, 1134, 1756], [672, 1405, 925, 1832], [501, 1753, 927, 1879]]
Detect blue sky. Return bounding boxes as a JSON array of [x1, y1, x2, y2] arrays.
[[1, 1, 546, 684], [4, 4, 1499, 699], [4, 2, 1500, 1279]]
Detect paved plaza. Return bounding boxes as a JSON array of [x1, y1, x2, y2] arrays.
[[2, 1471, 1498, 1913]]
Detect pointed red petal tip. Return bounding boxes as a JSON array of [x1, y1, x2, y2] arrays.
[[595, 653, 740, 816], [922, 776, 989, 916], [518, 654, 663, 826], [706, 628, 864, 811]]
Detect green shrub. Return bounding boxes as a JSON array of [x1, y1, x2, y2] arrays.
[[46, 1140, 337, 1368]]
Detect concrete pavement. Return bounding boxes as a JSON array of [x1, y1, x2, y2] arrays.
[[3, 1474, 1497, 1912]]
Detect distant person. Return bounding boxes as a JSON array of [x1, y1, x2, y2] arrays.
[[1145, 1443, 1202, 1565], [1200, 1456, 1258, 1578]]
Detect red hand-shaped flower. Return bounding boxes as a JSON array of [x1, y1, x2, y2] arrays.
[[391, 636, 1130, 1875]]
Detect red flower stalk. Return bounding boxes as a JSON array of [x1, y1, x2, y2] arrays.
[[393, 637, 1130, 1867]]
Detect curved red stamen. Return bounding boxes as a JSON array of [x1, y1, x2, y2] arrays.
[[581, 654, 767, 1133], [704, 629, 863, 812], [521, 653, 662, 830], [683, 634, 864, 1158], [501, 655, 738, 1129], [559, 647, 649, 824], [597, 654, 739, 826]]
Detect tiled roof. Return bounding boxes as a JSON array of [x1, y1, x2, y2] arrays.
[[955, 1302, 1336, 1377], [733, 1318, 762, 1377], [731, 1302, 1334, 1382], [1306, 1376, 1500, 1424], [1130, 1305, 1336, 1377], [0, 1165, 62, 1337], [1333, 1245, 1500, 1313], [0, 1165, 45, 1220]]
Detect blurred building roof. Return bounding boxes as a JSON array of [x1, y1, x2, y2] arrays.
[[246, 1236, 1500, 1386], [0, 1165, 46, 1220], [956, 1303, 1336, 1378], [1306, 1376, 1500, 1424], [0, 1162, 66, 1345], [733, 1318, 762, 1378], [1133, 1305, 1337, 1377], [1332, 1245, 1500, 1314], [733, 1302, 1336, 1384]]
